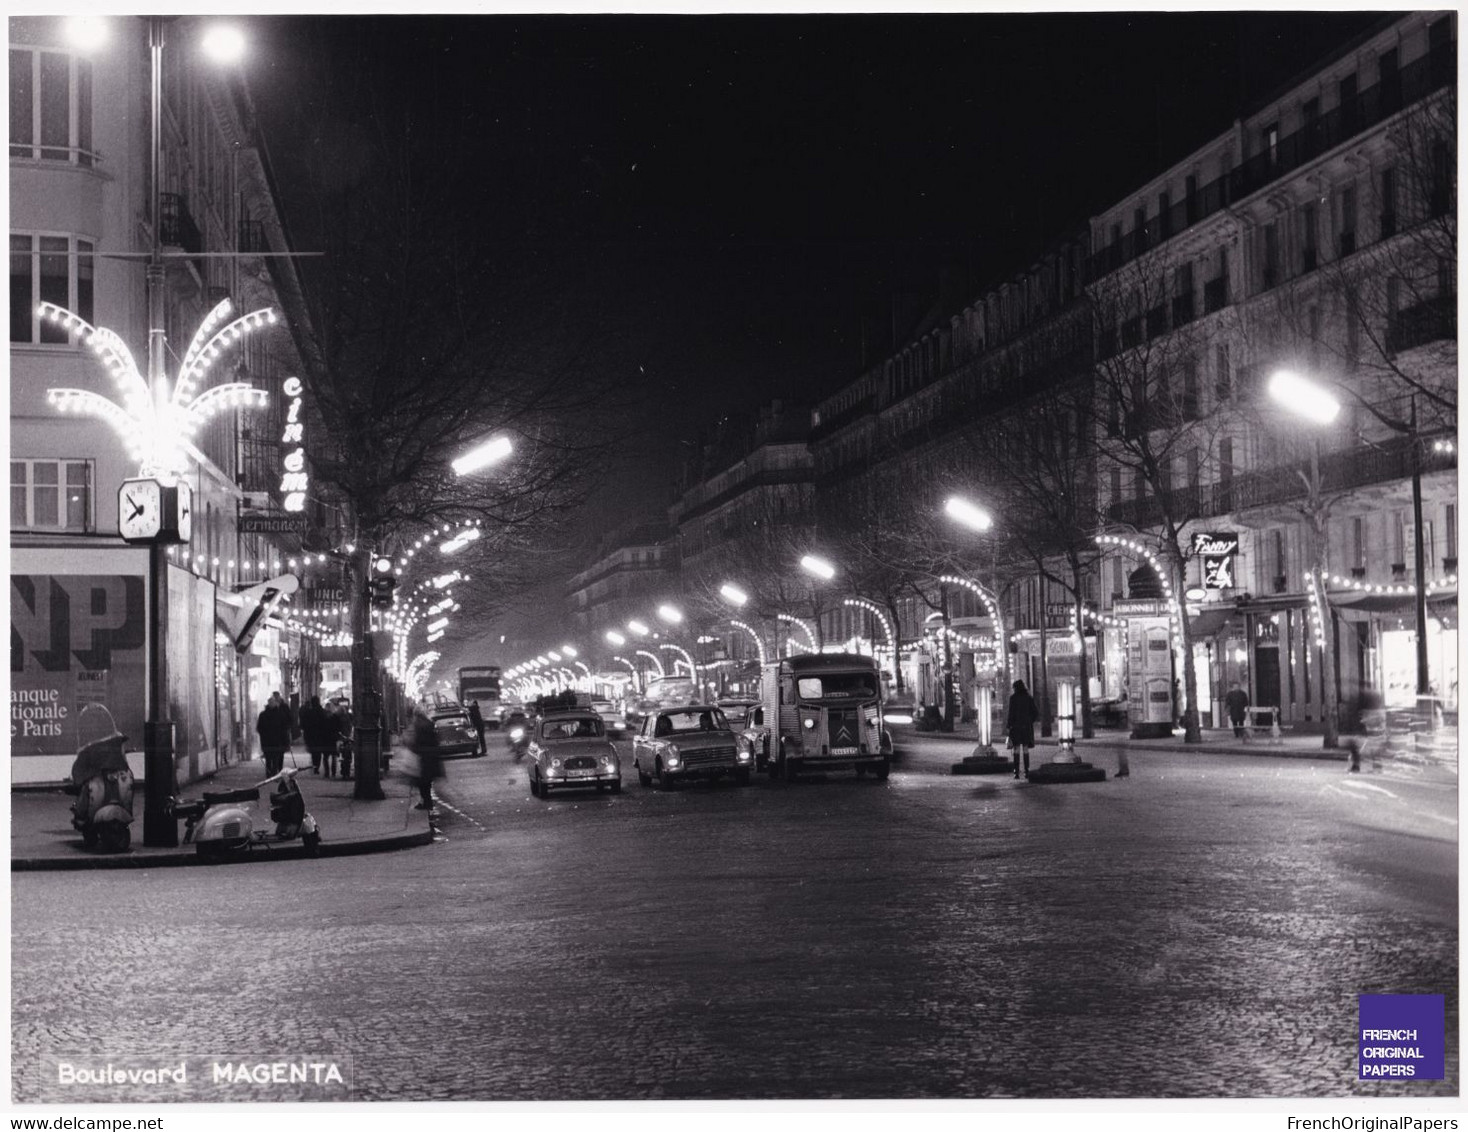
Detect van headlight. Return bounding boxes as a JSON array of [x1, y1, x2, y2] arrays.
[[802, 718, 816, 730]]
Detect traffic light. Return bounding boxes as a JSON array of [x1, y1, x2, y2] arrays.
[[368, 555, 397, 608]]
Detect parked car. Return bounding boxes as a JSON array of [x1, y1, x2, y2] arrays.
[[591, 698, 627, 736], [431, 708, 483, 757], [527, 711, 622, 798], [716, 697, 760, 730], [632, 705, 753, 789]]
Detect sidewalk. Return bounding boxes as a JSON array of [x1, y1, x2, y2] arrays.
[[12, 744, 434, 871], [893, 722, 1459, 768]]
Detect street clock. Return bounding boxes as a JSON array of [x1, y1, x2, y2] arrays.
[[118, 477, 190, 544]]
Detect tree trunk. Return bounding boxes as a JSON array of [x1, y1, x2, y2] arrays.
[[1309, 513, 1342, 749], [1172, 549, 1203, 744], [886, 598, 906, 694], [939, 583, 955, 732], [1037, 572, 1052, 737], [1072, 561, 1094, 739], [349, 550, 386, 801]]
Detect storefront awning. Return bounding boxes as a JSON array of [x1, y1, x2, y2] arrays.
[[1329, 590, 1458, 616], [1188, 607, 1238, 639]]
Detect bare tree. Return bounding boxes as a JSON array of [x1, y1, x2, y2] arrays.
[[283, 37, 635, 798], [1087, 251, 1232, 744]]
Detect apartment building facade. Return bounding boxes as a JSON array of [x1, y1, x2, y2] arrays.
[[9, 15, 321, 783]]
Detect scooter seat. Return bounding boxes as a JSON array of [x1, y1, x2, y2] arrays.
[[201, 787, 259, 805]]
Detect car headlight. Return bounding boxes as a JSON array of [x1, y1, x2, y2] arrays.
[[802, 718, 816, 730], [737, 748, 752, 762], [601, 755, 616, 768], [550, 757, 562, 769]]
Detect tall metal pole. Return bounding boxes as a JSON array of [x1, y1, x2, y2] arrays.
[[1410, 393, 1430, 697], [142, 17, 176, 846]]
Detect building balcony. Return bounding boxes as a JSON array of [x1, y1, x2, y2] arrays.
[[1105, 432, 1457, 528], [160, 193, 203, 254], [1087, 44, 1454, 281]]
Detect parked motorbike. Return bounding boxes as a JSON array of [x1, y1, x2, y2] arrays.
[[172, 766, 322, 859], [66, 704, 134, 852]]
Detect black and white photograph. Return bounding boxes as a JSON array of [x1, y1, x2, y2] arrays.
[[7, 2, 1460, 1119]]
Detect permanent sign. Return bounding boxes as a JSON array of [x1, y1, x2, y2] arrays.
[[239, 512, 307, 535], [1193, 531, 1240, 591]]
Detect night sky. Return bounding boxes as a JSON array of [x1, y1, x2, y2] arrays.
[[247, 9, 1387, 649]]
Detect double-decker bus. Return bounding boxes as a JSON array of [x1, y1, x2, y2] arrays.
[[457, 665, 503, 727]]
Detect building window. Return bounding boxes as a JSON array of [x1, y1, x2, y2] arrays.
[[11, 458, 93, 531], [11, 233, 94, 344], [1215, 343, 1232, 400], [1300, 202, 1318, 271], [1352, 516, 1366, 571], [1263, 122, 1279, 167], [1380, 166, 1397, 238], [9, 47, 94, 165], [1261, 222, 1280, 291], [1340, 185, 1358, 255]]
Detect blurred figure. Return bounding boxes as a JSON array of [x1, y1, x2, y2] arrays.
[[256, 691, 293, 776], [466, 700, 487, 756], [299, 695, 332, 774], [409, 704, 444, 811]]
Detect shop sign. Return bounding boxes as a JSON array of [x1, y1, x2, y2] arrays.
[[239, 512, 307, 535], [279, 376, 308, 513], [221, 574, 300, 653], [1113, 598, 1171, 616], [1193, 531, 1240, 591]]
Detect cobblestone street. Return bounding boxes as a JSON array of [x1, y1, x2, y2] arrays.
[[11, 738, 1458, 1102]]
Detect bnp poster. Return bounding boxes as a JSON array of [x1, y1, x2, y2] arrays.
[[10, 573, 147, 761]]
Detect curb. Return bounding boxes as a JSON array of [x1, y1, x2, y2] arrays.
[[11, 825, 435, 871]]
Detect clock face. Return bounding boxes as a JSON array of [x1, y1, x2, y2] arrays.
[[176, 481, 193, 544], [118, 478, 163, 542]]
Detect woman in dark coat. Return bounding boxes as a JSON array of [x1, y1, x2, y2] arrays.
[[409, 705, 444, 811], [256, 692, 294, 776], [1006, 680, 1039, 780]]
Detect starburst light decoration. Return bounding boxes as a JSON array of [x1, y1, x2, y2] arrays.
[[42, 297, 275, 482]]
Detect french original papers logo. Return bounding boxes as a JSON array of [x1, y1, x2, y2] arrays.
[[1358, 994, 1445, 1080]]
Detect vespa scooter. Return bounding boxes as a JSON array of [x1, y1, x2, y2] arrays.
[[173, 766, 322, 859], [66, 704, 135, 852]]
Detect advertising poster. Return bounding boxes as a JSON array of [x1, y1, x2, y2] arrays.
[[166, 565, 218, 775], [10, 572, 146, 764]]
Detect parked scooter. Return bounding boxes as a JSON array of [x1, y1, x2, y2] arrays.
[[172, 766, 322, 859], [66, 704, 134, 852]]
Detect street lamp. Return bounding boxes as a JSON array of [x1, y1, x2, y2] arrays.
[[719, 583, 749, 607], [799, 554, 836, 581], [627, 620, 650, 637], [945, 495, 994, 531], [1268, 368, 1345, 745], [58, 17, 262, 846], [451, 435, 513, 477], [657, 604, 684, 625], [605, 630, 626, 646]]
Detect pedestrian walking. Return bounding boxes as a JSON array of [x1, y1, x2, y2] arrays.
[[466, 700, 487, 756], [1224, 681, 1251, 740], [408, 704, 444, 811], [256, 691, 294, 776], [299, 695, 333, 773], [1005, 679, 1039, 779]]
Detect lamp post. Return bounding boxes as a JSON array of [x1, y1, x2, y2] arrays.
[[798, 555, 835, 649], [58, 17, 258, 845], [1267, 369, 1342, 748]]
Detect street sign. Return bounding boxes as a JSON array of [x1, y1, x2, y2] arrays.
[[239, 512, 307, 534]]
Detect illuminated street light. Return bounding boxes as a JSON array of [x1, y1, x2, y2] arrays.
[[1268, 369, 1341, 425], [627, 620, 650, 636], [451, 435, 513, 476], [719, 583, 749, 607], [605, 630, 626, 646], [945, 496, 993, 532], [799, 555, 836, 581], [200, 23, 246, 64], [546, 650, 562, 662], [657, 604, 683, 624], [63, 16, 109, 51], [561, 645, 578, 657]]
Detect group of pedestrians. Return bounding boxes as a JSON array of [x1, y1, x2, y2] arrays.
[[254, 691, 354, 776]]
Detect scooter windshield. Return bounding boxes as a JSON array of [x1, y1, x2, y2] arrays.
[[70, 703, 129, 784]]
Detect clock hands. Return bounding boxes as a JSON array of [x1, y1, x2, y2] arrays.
[[126, 495, 145, 522]]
